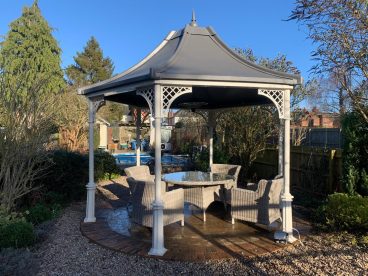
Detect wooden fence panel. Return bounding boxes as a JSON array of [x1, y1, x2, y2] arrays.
[[251, 147, 342, 196]]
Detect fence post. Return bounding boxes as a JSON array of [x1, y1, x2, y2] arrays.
[[328, 149, 336, 193]]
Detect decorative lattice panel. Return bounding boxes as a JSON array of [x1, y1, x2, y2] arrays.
[[162, 86, 192, 110], [92, 96, 105, 112], [258, 89, 285, 118], [136, 87, 154, 114], [90, 96, 105, 123]]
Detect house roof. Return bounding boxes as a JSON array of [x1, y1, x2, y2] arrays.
[[79, 18, 301, 96]]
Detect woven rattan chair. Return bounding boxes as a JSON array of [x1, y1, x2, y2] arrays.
[[184, 185, 221, 222], [124, 165, 155, 181], [210, 164, 241, 202], [229, 178, 283, 226], [126, 177, 185, 228], [124, 165, 155, 195]]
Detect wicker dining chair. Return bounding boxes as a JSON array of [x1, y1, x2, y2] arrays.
[[184, 185, 221, 222], [124, 165, 155, 195], [126, 177, 185, 228], [124, 165, 154, 181], [210, 163, 241, 202], [229, 178, 283, 226]]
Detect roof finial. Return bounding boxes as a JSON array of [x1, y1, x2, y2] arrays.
[[190, 10, 197, 27]]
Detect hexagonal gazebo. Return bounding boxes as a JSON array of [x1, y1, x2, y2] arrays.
[[78, 15, 302, 256]]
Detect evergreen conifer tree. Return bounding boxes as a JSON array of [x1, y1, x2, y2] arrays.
[[0, 0, 65, 100], [66, 36, 114, 85], [66, 37, 124, 123]]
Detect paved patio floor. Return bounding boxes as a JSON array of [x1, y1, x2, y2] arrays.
[[80, 178, 311, 262]]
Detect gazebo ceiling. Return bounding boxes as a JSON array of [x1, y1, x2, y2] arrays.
[[78, 17, 302, 109], [105, 87, 270, 110]]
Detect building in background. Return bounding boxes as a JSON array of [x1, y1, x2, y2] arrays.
[[291, 107, 342, 148]]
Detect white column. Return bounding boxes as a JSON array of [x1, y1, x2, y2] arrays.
[[281, 90, 296, 243], [148, 84, 167, 256], [208, 111, 215, 169], [278, 119, 284, 176], [85, 99, 97, 223], [99, 124, 108, 149], [149, 115, 155, 147], [136, 108, 141, 166]]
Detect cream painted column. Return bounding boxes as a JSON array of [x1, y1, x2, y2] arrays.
[[278, 120, 284, 176], [208, 111, 216, 169], [281, 90, 296, 243], [149, 84, 167, 256], [99, 124, 108, 149], [136, 108, 141, 166], [149, 115, 155, 147], [85, 97, 104, 223]]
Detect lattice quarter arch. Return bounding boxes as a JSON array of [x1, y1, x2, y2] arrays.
[[257, 89, 285, 119], [162, 86, 192, 110], [89, 96, 105, 123], [136, 87, 155, 115], [136, 86, 192, 115]]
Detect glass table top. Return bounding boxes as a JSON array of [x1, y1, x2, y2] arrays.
[[162, 171, 234, 186]]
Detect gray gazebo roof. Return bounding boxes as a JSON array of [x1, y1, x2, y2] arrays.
[[79, 18, 302, 109]]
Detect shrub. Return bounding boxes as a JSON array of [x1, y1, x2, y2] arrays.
[[40, 150, 88, 203], [43, 191, 65, 205], [94, 151, 120, 180], [38, 150, 120, 204], [0, 210, 35, 248], [0, 248, 39, 275], [342, 111, 368, 196], [193, 149, 209, 171], [25, 203, 61, 225], [316, 193, 368, 232], [193, 146, 231, 171]]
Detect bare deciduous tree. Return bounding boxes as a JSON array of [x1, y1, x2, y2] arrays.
[[0, 72, 55, 212], [290, 0, 368, 122], [216, 106, 278, 173], [308, 74, 349, 116], [54, 86, 89, 152]]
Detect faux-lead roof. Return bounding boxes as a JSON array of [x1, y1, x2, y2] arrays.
[[79, 24, 302, 95]]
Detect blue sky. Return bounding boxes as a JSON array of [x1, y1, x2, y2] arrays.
[[1, 0, 315, 80]]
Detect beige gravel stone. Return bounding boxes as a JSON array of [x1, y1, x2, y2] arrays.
[[33, 201, 368, 276]]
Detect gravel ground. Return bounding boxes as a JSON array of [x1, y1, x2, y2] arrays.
[[32, 201, 368, 276]]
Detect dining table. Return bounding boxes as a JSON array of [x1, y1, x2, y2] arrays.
[[162, 171, 234, 187], [162, 171, 235, 221]]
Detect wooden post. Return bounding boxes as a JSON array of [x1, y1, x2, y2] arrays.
[[328, 149, 336, 193]]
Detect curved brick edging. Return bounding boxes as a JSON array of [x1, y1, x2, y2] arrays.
[[81, 218, 151, 257]]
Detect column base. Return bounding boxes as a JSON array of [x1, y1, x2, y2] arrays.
[[84, 217, 96, 223], [274, 230, 297, 243], [148, 247, 167, 256], [287, 234, 298, 243], [85, 182, 96, 223]]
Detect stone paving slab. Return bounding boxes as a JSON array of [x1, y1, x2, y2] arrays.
[[81, 203, 311, 262], [81, 177, 312, 262]]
